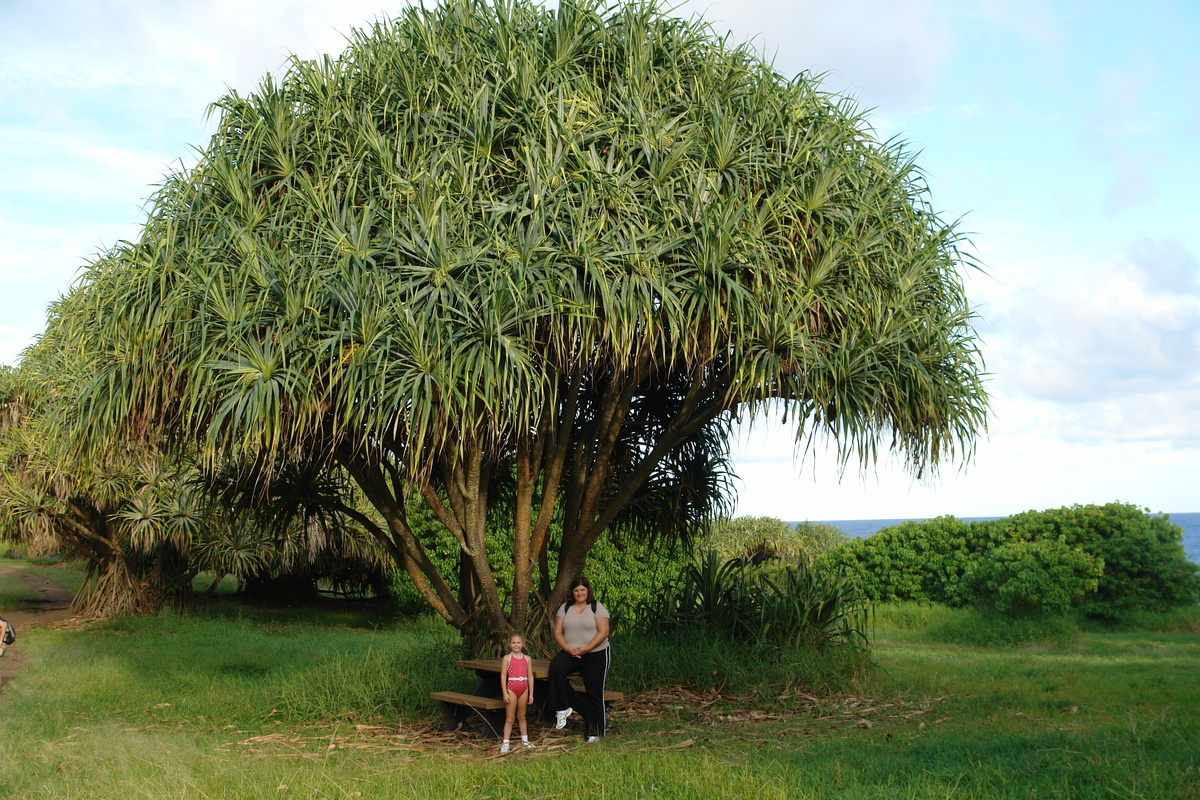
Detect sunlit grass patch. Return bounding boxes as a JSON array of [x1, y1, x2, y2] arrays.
[[0, 570, 41, 607]]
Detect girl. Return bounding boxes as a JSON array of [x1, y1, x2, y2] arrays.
[[499, 632, 535, 753]]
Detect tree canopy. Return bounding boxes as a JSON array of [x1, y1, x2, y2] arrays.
[[59, 0, 987, 644], [0, 299, 389, 618]]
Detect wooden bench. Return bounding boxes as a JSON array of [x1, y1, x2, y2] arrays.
[[577, 686, 624, 702], [431, 686, 624, 737], [430, 691, 507, 711], [431, 688, 622, 711], [431, 691, 508, 737]]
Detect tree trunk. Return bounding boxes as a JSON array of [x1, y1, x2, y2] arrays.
[[71, 550, 162, 619]]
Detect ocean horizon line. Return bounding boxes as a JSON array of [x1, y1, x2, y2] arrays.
[[788, 511, 1200, 524]]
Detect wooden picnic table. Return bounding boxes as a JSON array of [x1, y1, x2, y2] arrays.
[[432, 657, 622, 737], [430, 657, 549, 737], [456, 657, 552, 681], [455, 656, 622, 700]]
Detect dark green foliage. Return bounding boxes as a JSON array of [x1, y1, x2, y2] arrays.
[[579, 534, 682, 621], [387, 504, 680, 629], [637, 550, 871, 652], [963, 538, 1102, 617], [817, 515, 1001, 605], [991, 503, 1200, 616], [819, 503, 1200, 618]]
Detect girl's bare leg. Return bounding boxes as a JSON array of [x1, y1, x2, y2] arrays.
[[503, 698, 516, 742], [516, 693, 529, 738]]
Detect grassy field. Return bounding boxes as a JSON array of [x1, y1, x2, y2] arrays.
[[1, 568, 1197, 799]]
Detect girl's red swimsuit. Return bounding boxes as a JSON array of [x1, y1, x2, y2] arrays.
[[506, 653, 529, 698]]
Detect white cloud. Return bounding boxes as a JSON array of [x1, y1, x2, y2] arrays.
[[1008, 256, 1198, 387], [675, 0, 954, 110], [729, 393, 1200, 520], [986, 241, 1200, 446]]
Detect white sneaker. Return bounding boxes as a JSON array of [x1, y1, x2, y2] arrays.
[[521, 740, 535, 749], [499, 741, 510, 753], [555, 708, 573, 729], [586, 736, 600, 744]]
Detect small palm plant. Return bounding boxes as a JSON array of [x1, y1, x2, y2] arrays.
[[644, 550, 870, 652], [753, 560, 870, 651]]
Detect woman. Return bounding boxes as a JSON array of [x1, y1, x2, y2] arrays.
[[547, 576, 611, 742]]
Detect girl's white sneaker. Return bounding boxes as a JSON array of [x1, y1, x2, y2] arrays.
[[499, 741, 511, 753]]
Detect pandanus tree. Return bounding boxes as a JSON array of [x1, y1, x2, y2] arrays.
[[0, 314, 207, 618], [0, 302, 388, 617], [64, 0, 987, 644]]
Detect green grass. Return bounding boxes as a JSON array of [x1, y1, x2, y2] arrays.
[[2, 567, 1198, 799], [0, 571, 41, 607], [1, 553, 89, 598]]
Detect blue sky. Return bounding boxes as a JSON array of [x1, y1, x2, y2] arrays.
[[2, 0, 1198, 521]]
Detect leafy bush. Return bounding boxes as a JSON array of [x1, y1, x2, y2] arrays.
[[964, 538, 1102, 617], [816, 515, 1006, 605], [992, 503, 1200, 616], [819, 503, 1200, 618]]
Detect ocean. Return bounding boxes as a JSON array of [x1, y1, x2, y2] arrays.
[[812, 511, 1200, 567]]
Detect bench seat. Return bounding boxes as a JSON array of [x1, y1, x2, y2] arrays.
[[430, 691, 508, 711], [575, 686, 624, 702]]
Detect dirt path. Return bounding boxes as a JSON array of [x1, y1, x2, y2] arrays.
[[0, 564, 74, 687]]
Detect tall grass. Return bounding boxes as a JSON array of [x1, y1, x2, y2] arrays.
[[274, 616, 461, 721], [1078, 603, 1200, 634]]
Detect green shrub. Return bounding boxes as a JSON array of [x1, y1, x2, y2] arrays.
[[636, 551, 870, 653], [964, 537, 1102, 617], [818, 503, 1200, 619], [993, 503, 1200, 616], [817, 515, 1007, 605], [755, 560, 870, 650]]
